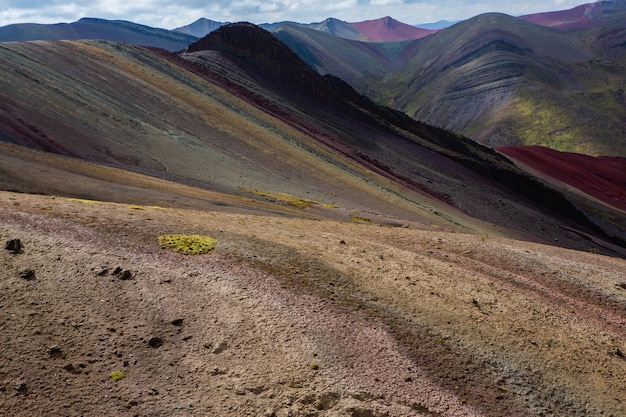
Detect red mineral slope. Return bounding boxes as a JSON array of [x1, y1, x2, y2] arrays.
[[498, 146, 626, 212], [350, 16, 436, 42]]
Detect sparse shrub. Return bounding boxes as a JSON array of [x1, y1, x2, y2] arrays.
[[68, 198, 98, 205], [110, 370, 125, 381], [158, 234, 218, 255], [311, 363, 319, 370], [350, 215, 371, 223], [240, 188, 337, 209]]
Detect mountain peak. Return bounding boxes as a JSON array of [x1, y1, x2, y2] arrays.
[[350, 16, 436, 41], [185, 22, 318, 86]]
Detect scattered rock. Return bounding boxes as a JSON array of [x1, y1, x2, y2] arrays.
[[339, 240, 346, 245], [63, 363, 82, 374], [14, 382, 27, 393], [171, 318, 184, 326], [47, 345, 64, 358], [617, 282, 626, 290], [96, 267, 109, 276], [147, 336, 163, 348], [19, 269, 35, 280], [209, 367, 227, 376], [616, 348, 625, 359], [112, 266, 123, 275], [5, 238, 21, 254], [125, 400, 139, 409], [118, 270, 133, 280], [212, 341, 228, 354]]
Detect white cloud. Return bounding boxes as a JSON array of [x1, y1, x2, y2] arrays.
[[0, 0, 592, 28]]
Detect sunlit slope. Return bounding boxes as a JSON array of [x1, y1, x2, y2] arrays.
[[0, 31, 623, 254], [0, 39, 464, 229]]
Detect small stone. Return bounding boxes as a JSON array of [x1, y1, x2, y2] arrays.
[[5, 239, 21, 254], [47, 345, 64, 358], [171, 318, 184, 326], [19, 269, 35, 280], [147, 336, 163, 348], [96, 267, 109, 277], [118, 270, 133, 280], [616, 348, 625, 359], [212, 341, 228, 354], [14, 382, 27, 393], [63, 363, 82, 374], [125, 400, 139, 409], [112, 266, 123, 275], [339, 240, 346, 245]]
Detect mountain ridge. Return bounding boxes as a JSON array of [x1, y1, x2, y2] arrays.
[[2, 21, 626, 417]]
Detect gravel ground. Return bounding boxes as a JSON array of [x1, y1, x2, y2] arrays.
[[1, 191, 625, 416]]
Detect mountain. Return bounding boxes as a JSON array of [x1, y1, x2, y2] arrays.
[[415, 19, 459, 30], [283, 7, 626, 157], [0, 17, 198, 51], [2, 22, 626, 416], [174, 16, 435, 42], [172, 17, 227, 37], [347, 16, 436, 41], [520, 0, 626, 29]]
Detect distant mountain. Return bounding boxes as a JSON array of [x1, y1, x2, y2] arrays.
[[520, 0, 626, 29], [415, 20, 459, 30], [283, 6, 626, 157], [172, 18, 227, 38], [350, 16, 435, 41], [174, 16, 435, 42], [0, 17, 197, 51]]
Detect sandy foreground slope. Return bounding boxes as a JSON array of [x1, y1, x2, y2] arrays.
[[1, 191, 625, 416]]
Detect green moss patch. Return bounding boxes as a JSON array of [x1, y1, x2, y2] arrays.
[[241, 188, 337, 209], [158, 234, 218, 255], [110, 370, 125, 381]]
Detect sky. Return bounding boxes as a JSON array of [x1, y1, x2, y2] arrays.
[[0, 0, 593, 29]]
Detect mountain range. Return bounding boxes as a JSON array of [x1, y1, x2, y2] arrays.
[[274, 1, 626, 156], [1, 4, 626, 416], [1, 2, 625, 157]]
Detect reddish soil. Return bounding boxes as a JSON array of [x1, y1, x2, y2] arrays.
[[350, 17, 436, 41], [519, 3, 595, 29], [1, 191, 626, 416], [498, 145, 626, 212]]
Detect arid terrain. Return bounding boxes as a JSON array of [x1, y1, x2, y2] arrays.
[[1, 16, 626, 417], [1, 187, 626, 416]]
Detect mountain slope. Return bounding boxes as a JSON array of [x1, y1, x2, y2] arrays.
[[0, 24, 623, 253], [0, 18, 197, 51], [286, 10, 626, 157], [1, 23, 626, 417], [520, 0, 626, 29]]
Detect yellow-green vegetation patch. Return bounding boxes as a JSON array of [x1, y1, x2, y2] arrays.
[[128, 205, 146, 210], [110, 370, 125, 381], [149, 205, 166, 210], [350, 215, 372, 224], [241, 188, 337, 209], [158, 234, 218, 255], [68, 198, 99, 205]]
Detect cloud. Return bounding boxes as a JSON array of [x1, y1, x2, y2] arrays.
[[0, 0, 592, 28]]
